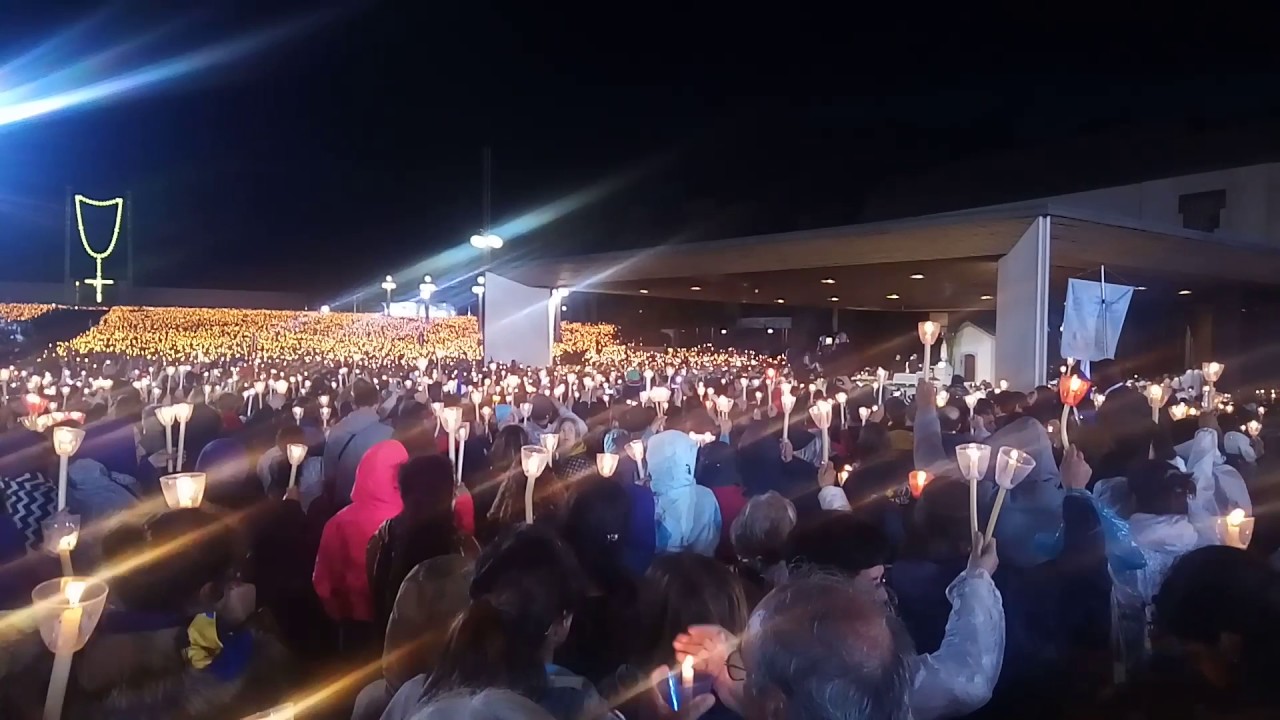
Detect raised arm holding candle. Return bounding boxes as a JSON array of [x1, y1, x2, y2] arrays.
[[807, 399, 833, 462], [34, 577, 108, 720]]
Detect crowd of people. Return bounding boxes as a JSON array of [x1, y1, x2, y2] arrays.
[[0, 301, 1276, 719]]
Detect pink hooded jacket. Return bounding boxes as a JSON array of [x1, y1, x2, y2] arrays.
[[314, 439, 407, 622]]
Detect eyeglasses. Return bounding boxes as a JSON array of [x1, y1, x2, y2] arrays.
[[727, 649, 747, 682]]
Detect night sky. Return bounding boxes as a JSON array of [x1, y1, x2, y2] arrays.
[[4, 2, 1280, 302]]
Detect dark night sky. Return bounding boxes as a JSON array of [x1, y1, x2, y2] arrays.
[[4, 1, 1280, 302]]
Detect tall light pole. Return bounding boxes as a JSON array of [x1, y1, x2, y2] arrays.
[[381, 275, 397, 314], [418, 274, 436, 320], [471, 280, 486, 359]]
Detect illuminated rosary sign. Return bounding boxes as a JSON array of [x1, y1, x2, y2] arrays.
[[74, 194, 123, 303]]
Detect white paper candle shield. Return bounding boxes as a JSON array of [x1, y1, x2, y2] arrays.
[[596, 452, 619, 478], [160, 472, 207, 509], [540, 432, 560, 456], [520, 445, 551, 523], [32, 577, 108, 654], [626, 439, 645, 465], [1218, 508, 1254, 549]]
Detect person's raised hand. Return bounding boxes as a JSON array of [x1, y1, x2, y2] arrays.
[[718, 415, 732, 438], [915, 378, 935, 410], [766, 402, 779, 419], [780, 438, 794, 463], [284, 485, 300, 502], [968, 531, 998, 576], [1199, 409, 1220, 431], [818, 461, 837, 488], [673, 624, 736, 683], [1060, 445, 1092, 491]]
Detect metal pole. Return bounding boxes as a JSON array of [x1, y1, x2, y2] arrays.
[[126, 190, 135, 290], [64, 187, 72, 301], [1100, 265, 1108, 359], [482, 146, 491, 231]]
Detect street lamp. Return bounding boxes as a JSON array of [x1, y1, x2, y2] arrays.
[[380, 275, 397, 314], [469, 233, 504, 249], [419, 275, 437, 320]]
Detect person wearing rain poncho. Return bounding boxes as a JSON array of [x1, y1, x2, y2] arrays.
[[646, 430, 721, 556], [1090, 416, 1251, 677], [819, 404, 1007, 720]]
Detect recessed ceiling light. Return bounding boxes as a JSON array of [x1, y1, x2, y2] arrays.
[[909, 273, 925, 280], [980, 294, 993, 300], [690, 285, 702, 291], [886, 293, 900, 300], [820, 278, 836, 284], [829, 296, 839, 302], [638, 288, 649, 294], [775, 298, 785, 304], [1178, 289, 1192, 295], [753, 288, 760, 294]]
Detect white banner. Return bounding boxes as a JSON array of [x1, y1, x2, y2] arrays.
[[483, 272, 553, 366], [1060, 278, 1133, 361]]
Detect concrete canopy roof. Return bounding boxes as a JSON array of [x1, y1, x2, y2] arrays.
[[503, 202, 1280, 311]]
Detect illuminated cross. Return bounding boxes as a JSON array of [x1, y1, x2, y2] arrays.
[[84, 265, 115, 303]]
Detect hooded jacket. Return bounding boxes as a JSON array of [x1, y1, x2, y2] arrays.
[[323, 407, 394, 504], [313, 440, 407, 622], [647, 431, 721, 556]]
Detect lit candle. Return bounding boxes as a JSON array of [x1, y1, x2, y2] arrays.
[[681, 655, 694, 691], [908, 470, 930, 499], [1223, 508, 1252, 549]]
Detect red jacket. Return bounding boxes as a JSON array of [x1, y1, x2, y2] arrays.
[[313, 440, 406, 622]]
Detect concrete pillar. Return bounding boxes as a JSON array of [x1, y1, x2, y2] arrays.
[[994, 216, 1051, 391]]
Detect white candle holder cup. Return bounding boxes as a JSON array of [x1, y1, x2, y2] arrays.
[[159, 472, 207, 509], [286, 443, 307, 491], [521, 445, 551, 523], [596, 452, 619, 478], [984, 447, 1036, 545], [32, 577, 109, 653], [34, 577, 109, 720], [955, 442, 993, 536], [1217, 509, 1255, 549], [541, 432, 560, 456]]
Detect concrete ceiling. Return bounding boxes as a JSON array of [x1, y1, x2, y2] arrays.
[[502, 204, 1280, 311]]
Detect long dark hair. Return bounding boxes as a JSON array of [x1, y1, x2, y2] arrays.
[[377, 456, 460, 614], [422, 525, 584, 702], [634, 552, 748, 668], [563, 476, 634, 600]]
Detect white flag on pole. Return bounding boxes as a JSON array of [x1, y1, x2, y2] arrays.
[[1060, 278, 1133, 361]]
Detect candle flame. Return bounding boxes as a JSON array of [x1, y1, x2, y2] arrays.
[[65, 580, 86, 605], [1227, 508, 1246, 527], [681, 655, 695, 687]]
